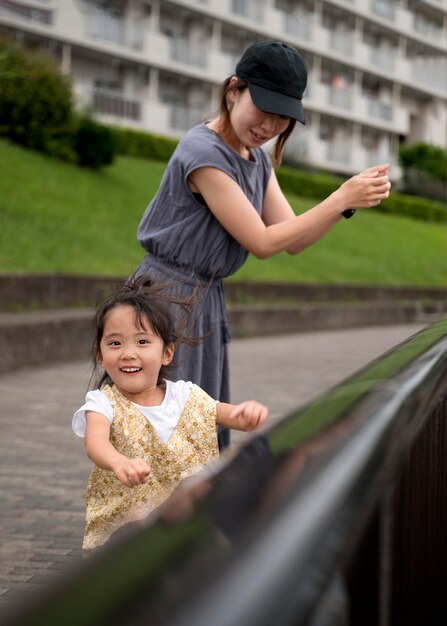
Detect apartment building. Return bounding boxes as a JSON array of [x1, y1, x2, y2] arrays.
[[0, 0, 446, 179]]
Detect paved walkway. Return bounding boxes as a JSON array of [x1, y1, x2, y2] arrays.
[[0, 323, 426, 617]]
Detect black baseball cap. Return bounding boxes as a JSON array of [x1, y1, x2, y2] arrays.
[[235, 40, 307, 124]]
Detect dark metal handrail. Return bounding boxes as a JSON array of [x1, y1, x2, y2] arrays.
[[5, 317, 447, 626]]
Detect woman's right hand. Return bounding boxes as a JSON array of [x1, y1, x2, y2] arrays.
[[336, 164, 391, 211], [113, 456, 151, 488]]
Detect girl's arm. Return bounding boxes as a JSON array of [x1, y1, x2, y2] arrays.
[[216, 401, 268, 432], [85, 411, 150, 488], [188, 164, 390, 259]]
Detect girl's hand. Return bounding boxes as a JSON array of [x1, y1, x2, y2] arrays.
[[113, 457, 151, 488], [227, 400, 268, 432], [337, 164, 391, 210]]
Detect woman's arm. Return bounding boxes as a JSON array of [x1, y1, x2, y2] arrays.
[[188, 164, 390, 259], [85, 411, 150, 487], [216, 401, 268, 432]]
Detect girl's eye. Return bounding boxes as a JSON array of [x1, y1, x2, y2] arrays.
[[138, 339, 149, 345], [110, 341, 121, 346]]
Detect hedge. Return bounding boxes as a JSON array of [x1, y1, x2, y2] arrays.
[[113, 126, 178, 162]]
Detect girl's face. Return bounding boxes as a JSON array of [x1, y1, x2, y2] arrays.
[[98, 304, 173, 403], [227, 82, 291, 155]]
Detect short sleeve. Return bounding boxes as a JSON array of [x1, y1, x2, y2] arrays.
[[72, 389, 113, 438], [178, 127, 240, 184], [169, 379, 195, 406]]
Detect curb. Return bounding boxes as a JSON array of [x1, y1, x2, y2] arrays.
[[3, 302, 444, 375]]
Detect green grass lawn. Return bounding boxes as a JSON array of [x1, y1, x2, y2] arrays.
[[1, 138, 445, 285]]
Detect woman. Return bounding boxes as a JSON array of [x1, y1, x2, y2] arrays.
[[132, 40, 391, 448]]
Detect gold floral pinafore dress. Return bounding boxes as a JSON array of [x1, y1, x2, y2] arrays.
[[83, 383, 219, 550]]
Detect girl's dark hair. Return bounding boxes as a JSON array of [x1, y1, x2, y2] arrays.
[[217, 76, 296, 167], [92, 274, 201, 389]]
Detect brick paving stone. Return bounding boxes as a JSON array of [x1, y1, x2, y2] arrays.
[[0, 323, 426, 619]]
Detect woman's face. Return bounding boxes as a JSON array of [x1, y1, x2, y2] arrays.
[[227, 82, 291, 153]]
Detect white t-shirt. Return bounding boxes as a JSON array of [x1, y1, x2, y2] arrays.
[[72, 379, 216, 444]]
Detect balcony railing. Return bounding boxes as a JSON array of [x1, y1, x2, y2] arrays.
[[367, 98, 393, 121], [93, 88, 141, 120], [87, 8, 125, 45], [328, 87, 352, 110], [330, 31, 353, 56], [369, 47, 395, 72], [328, 140, 351, 163], [0, 0, 52, 24], [284, 131, 309, 161], [283, 13, 312, 40], [412, 60, 447, 91], [371, 0, 395, 20], [168, 104, 207, 131], [231, 0, 264, 22], [169, 38, 207, 69]]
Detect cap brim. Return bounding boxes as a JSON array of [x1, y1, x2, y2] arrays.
[[248, 83, 305, 124]]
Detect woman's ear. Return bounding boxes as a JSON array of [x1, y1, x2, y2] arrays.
[[227, 75, 240, 104], [163, 342, 175, 366]]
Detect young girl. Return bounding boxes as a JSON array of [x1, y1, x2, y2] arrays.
[[132, 40, 391, 449], [72, 276, 268, 551]]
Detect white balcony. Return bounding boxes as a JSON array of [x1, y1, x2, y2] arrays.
[[284, 129, 310, 162], [141, 101, 171, 136], [310, 23, 331, 52], [170, 38, 208, 69], [327, 140, 352, 164], [305, 80, 409, 134], [142, 30, 169, 64], [0, 0, 53, 25], [282, 12, 313, 41], [86, 9, 125, 46], [306, 82, 353, 115], [142, 30, 217, 78], [368, 46, 395, 73], [231, 0, 264, 23], [371, 0, 396, 21], [92, 87, 141, 121], [168, 103, 209, 132], [412, 59, 447, 92], [262, 6, 283, 33], [330, 30, 354, 57], [328, 87, 353, 110], [366, 99, 393, 122]]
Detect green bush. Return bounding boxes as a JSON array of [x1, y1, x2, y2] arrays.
[[398, 142, 447, 202], [276, 166, 341, 199], [73, 116, 116, 168], [399, 142, 447, 182], [113, 126, 178, 161], [0, 37, 75, 160], [374, 191, 446, 223]]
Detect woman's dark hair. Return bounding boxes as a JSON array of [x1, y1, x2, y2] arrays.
[[92, 274, 200, 389], [217, 77, 296, 167]]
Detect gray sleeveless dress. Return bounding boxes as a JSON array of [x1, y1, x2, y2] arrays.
[[133, 123, 272, 406]]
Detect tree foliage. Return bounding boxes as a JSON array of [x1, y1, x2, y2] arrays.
[[0, 37, 116, 168], [399, 142, 446, 183], [0, 37, 75, 160]]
